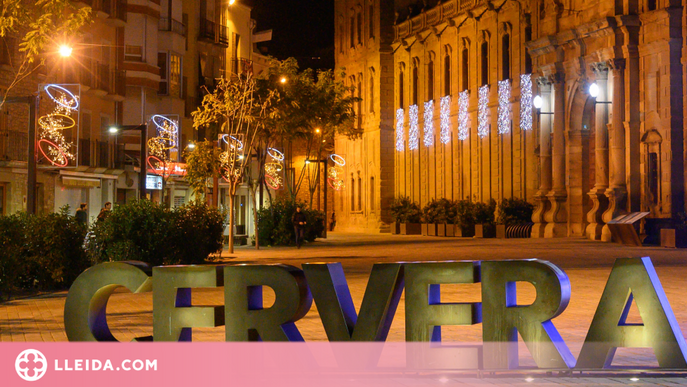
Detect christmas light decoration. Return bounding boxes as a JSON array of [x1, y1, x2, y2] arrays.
[[408, 104, 419, 150], [221, 134, 244, 150], [147, 115, 179, 176], [478, 85, 489, 138], [423, 100, 434, 147], [38, 84, 79, 166], [265, 147, 284, 190], [520, 74, 533, 131], [497, 79, 511, 134], [440, 95, 451, 144], [457, 91, 469, 141], [327, 153, 345, 191], [395, 108, 404, 152]]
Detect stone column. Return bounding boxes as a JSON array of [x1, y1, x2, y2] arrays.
[[531, 78, 552, 238], [586, 64, 610, 240], [601, 59, 627, 241], [544, 73, 568, 237]]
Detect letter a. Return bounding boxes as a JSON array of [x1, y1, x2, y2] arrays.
[[577, 257, 687, 369]]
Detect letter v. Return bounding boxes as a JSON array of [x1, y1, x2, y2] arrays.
[[302, 263, 404, 341]]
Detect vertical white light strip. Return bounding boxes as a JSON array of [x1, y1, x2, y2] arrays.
[[457, 90, 469, 141], [440, 95, 451, 144], [520, 74, 533, 131], [409, 104, 419, 150], [423, 100, 434, 147], [478, 84, 490, 138], [395, 108, 405, 151], [497, 79, 511, 134]]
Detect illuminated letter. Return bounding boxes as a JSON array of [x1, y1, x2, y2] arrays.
[[302, 263, 403, 341], [576, 257, 687, 369], [482, 259, 574, 369], [405, 261, 481, 341], [224, 265, 312, 341], [153, 265, 225, 341], [404, 262, 482, 370], [64, 261, 152, 341]]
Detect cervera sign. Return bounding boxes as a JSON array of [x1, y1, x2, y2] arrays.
[[64, 258, 687, 370]]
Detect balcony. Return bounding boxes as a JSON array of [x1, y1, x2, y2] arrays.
[[78, 139, 119, 168], [228, 58, 253, 78], [199, 18, 229, 47], [159, 17, 187, 37], [105, 69, 126, 101], [94, 63, 111, 95], [0, 129, 28, 162]]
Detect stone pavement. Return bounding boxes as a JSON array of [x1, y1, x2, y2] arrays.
[[2, 233, 687, 385]]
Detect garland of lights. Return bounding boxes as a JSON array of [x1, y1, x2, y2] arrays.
[[395, 108, 405, 152], [440, 96, 451, 144], [477, 85, 490, 138], [147, 115, 179, 175], [265, 147, 284, 190], [217, 134, 246, 183], [457, 91, 469, 141], [423, 100, 434, 147], [38, 84, 78, 166], [520, 74, 533, 131], [497, 79, 511, 135], [327, 153, 345, 191], [408, 104, 419, 150]]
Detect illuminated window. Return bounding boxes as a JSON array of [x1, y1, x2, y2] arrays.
[[170, 53, 182, 98]]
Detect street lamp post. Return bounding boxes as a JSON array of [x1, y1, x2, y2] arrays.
[[109, 124, 148, 200]]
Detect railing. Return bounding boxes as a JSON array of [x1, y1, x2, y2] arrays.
[[114, 0, 127, 22], [159, 17, 187, 36], [111, 69, 126, 97], [199, 18, 229, 46], [78, 139, 117, 168], [0, 129, 28, 161]]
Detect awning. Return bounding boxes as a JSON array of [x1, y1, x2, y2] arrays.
[[62, 176, 101, 188]]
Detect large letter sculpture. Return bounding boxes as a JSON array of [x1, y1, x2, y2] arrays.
[[64, 261, 152, 341], [302, 263, 404, 341], [405, 262, 482, 370], [153, 266, 225, 341], [481, 259, 574, 369], [576, 257, 687, 369], [224, 265, 312, 341]]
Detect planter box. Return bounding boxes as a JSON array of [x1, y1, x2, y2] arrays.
[[475, 224, 496, 238], [496, 224, 507, 239], [437, 223, 455, 237], [391, 222, 400, 235], [400, 223, 422, 235], [661, 228, 687, 248], [422, 223, 438, 236], [455, 224, 475, 238]]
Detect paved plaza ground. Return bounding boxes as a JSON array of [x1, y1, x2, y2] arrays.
[[2, 232, 687, 385]]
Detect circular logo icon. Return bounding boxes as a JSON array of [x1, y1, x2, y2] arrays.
[[15, 349, 47, 382]]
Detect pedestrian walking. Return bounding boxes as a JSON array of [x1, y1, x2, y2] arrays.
[[75, 203, 88, 226], [97, 202, 112, 223], [292, 206, 307, 248], [329, 211, 336, 231]]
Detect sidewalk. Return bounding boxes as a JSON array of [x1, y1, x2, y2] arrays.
[[2, 233, 687, 385]]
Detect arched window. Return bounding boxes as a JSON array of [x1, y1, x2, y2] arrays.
[[427, 58, 434, 101], [356, 11, 362, 45], [368, 3, 374, 39], [370, 176, 375, 211], [412, 61, 419, 105], [461, 47, 469, 91], [349, 15, 355, 47], [501, 34, 510, 80], [399, 66, 405, 107], [524, 26, 532, 74], [369, 69, 375, 113], [444, 53, 451, 96], [351, 176, 355, 210], [481, 41, 489, 86], [357, 176, 362, 211], [357, 75, 362, 128], [339, 24, 344, 54]]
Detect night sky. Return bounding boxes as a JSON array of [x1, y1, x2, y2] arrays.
[[244, 0, 336, 70]]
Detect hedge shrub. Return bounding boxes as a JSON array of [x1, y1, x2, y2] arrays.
[[497, 198, 535, 226], [256, 197, 325, 246], [87, 201, 226, 266], [390, 197, 421, 223]]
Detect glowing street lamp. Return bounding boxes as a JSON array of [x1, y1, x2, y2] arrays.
[[533, 95, 543, 109], [280, 77, 287, 84], [187, 142, 196, 150], [58, 45, 73, 58], [589, 82, 600, 98]]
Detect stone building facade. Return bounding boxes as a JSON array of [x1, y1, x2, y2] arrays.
[[336, 0, 687, 239]]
